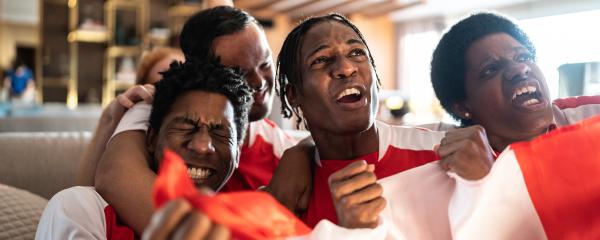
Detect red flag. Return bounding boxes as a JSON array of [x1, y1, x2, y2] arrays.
[[513, 114, 600, 239], [152, 149, 312, 240]]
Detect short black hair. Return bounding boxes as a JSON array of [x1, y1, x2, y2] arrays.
[[150, 59, 253, 145], [431, 12, 536, 126], [179, 6, 258, 62], [276, 13, 380, 128]]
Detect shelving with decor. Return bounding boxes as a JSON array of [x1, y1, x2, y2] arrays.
[[102, 0, 149, 106], [39, 0, 204, 108], [67, 0, 108, 108]]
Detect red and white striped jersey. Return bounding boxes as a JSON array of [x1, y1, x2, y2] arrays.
[[35, 187, 136, 240], [222, 119, 298, 191], [302, 121, 448, 236], [448, 114, 600, 240], [552, 95, 600, 126]]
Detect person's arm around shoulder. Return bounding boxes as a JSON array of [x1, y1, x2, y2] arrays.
[[95, 130, 156, 235], [265, 136, 314, 216], [94, 101, 157, 234], [77, 84, 154, 186]]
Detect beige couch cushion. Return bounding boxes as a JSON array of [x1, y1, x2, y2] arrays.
[[0, 184, 47, 240], [0, 132, 91, 199]]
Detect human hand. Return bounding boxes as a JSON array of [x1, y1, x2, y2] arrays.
[[105, 84, 155, 124], [436, 125, 494, 180], [328, 160, 385, 229], [142, 199, 230, 240]]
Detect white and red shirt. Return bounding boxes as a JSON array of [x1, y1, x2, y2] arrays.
[[35, 186, 136, 240], [423, 96, 600, 132], [111, 102, 298, 192], [552, 95, 600, 127], [222, 118, 297, 191], [448, 114, 600, 240], [302, 121, 451, 239]]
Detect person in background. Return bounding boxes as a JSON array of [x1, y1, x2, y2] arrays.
[[135, 47, 184, 85], [76, 46, 184, 186], [4, 59, 36, 103]]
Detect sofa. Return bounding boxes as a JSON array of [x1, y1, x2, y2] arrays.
[[0, 131, 91, 239]]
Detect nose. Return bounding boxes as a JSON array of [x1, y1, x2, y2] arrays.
[[246, 71, 266, 91], [187, 128, 215, 155], [332, 57, 357, 80], [504, 62, 531, 82]]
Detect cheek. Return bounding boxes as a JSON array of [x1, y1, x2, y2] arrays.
[[214, 143, 236, 169], [466, 78, 505, 112]]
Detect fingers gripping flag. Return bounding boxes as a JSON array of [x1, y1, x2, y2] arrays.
[[152, 149, 311, 240]]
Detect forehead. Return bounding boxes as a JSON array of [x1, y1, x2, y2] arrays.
[[467, 33, 525, 64], [166, 91, 235, 124], [212, 23, 270, 67], [301, 21, 361, 52]]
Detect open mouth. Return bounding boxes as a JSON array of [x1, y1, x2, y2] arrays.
[[336, 87, 363, 104], [186, 165, 215, 185], [511, 85, 542, 106], [509, 83, 548, 112]]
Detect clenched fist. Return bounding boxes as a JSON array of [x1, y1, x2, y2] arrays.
[[328, 160, 386, 229], [436, 125, 494, 180]]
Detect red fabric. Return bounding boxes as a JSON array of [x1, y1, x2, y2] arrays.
[[512, 115, 600, 240], [222, 135, 279, 192], [152, 149, 311, 239], [552, 95, 600, 109], [103, 205, 137, 240], [303, 147, 439, 227]]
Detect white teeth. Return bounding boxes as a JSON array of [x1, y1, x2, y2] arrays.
[[522, 98, 540, 106], [512, 85, 538, 100], [187, 167, 212, 180], [337, 88, 360, 100]]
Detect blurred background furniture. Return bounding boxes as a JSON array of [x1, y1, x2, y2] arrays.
[[0, 131, 91, 199], [0, 183, 48, 240], [0, 130, 91, 239]]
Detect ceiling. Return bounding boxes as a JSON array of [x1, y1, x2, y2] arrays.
[[235, 0, 426, 19]]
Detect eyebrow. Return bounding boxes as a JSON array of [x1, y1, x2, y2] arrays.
[[306, 38, 365, 61], [170, 116, 199, 127]]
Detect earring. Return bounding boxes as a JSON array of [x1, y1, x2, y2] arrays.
[[464, 112, 471, 119]]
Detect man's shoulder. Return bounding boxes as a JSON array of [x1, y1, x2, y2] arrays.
[[48, 186, 106, 207], [36, 187, 110, 240], [248, 119, 299, 157], [553, 96, 600, 126]]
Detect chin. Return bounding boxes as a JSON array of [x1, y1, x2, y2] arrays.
[[248, 103, 273, 122], [334, 116, 374, 134]]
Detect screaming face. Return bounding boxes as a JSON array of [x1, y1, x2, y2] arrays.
[[291, 20, 378, 135], [150, 91, 239, 191], [460, 33, 554, 147]]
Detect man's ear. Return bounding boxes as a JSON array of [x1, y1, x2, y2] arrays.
[[451, 102, 471, 120], [285, 84, 298, 107]]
